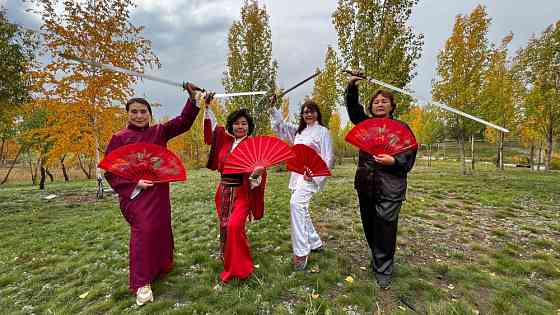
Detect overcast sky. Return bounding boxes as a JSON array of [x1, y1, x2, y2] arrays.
[[4, 0, 560, 123]]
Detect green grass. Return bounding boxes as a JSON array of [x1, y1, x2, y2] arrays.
[[0, 161, 559, 314]]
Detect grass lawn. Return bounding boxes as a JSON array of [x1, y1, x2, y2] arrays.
[[0, 161, 559, 314]]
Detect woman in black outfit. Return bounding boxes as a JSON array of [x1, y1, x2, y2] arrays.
[[345, 72, 417, 289]]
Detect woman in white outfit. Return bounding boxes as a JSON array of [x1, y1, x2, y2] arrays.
[[271, 100, 334, 271]]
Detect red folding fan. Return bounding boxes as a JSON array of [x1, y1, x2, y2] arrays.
[[286, 144, 331, 177], [345, 118, 418, 156], [222, 136, 296, 174], [99, 143, 186, 183]]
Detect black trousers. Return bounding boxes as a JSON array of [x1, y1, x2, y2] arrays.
[[357, 191, 402, 276]]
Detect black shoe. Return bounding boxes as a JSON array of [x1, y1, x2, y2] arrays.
[[311, 244, 325, 253], [375, 273, 392, 289]]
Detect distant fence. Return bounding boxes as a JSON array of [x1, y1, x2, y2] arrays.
[[335, 137, 558, 169]]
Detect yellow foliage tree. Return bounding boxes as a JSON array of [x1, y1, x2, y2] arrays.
[[30, 0, 160, 181]]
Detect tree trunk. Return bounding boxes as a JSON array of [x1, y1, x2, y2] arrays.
[[545, 126, 553, 171], [61, 156, 70, 182], [46, 168, 54, 182], [495, 136, 500, 169], [27, 152, 37, 185], [0, 139, 4, 165], [458, 132, 467, 175], [78, 155, 92, 179], [529, 143, 535, 171], [500, 132, 505, 170], [428, 144, 432, 167], [537, 142, 543, 171], [39, 165, 46, 190], [471, 135, 475, 172], [0, 145, 24, 185]]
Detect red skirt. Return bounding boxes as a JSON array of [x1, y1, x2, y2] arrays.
[[215, 183, 253, 282]]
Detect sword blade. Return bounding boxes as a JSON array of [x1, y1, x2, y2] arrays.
[[62, 54, 267, 99], [345, 70, 509, 133], [213, 91, 267, 98], [278, 70, 322, 98], [62, 54, 184, 88]]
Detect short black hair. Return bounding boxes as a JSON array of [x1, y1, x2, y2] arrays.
[[226, 108, 255, 136], [368, 90, 396, 118], [126, 97, 152, 116]]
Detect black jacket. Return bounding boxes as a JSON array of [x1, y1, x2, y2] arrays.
[[345, 83, 417, 201]]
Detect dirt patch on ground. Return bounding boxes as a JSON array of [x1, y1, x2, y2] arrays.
[[313, 193, 560, 313]]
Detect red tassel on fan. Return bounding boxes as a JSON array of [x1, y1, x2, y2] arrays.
[[286, 144, 331, 177], [345, 118, 418, 156], [222, 136, 295, 174], [98, 143, 186, 183]]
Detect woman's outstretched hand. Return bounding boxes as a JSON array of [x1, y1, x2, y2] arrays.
[[346, 69, 365, 85], [204, 92, 215, 107], [184, 82, 204, 98]]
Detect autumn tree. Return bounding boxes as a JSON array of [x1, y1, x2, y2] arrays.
[[514, 21, 560, 171], [30, 0, 160, 186], [0, 7, 37, 166], [401, 105, 445, 166], [222, 0, 277, 134], [312, 46, 340, 126], [332, 0, 423, 117], [432, 5, 491, 175], [481, 33, 518, 170]]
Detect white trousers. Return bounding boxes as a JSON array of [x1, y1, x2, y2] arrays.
[[290, 184, 323, 257]]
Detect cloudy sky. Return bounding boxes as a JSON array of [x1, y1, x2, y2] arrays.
[[4, 0, 560, 122]]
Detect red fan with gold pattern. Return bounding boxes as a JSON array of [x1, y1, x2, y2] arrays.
[[345, 118, 417, 156], [99, 143, 186, 183], [222, 136, 295, 174], [286, 144, 331, 177]]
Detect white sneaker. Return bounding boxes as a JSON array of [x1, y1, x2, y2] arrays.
[[136, 284, 154, 306]]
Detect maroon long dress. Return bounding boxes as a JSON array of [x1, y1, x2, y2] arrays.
[[105, 98, 199, 293], [205, 121, 267, 283]]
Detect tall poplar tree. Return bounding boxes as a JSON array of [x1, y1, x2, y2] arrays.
[[432, 5, 491, 175], [332, 0, 423, 116], [222, 0, 277, 134]]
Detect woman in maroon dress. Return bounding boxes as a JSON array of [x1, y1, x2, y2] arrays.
[[203, 101, 267, 283], [104, 83, 202, 305]]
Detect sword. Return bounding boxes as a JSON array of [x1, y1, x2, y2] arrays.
[[344, 70, 510, 133], [277, 70, 322, 98], [61, 54, 266, 98], [265, 70, 323, 110]]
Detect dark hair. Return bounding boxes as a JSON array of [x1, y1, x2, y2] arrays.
[[226, 108, 255, 136], [126, 97, 152, 116], [368, 90, 396, 118], [296, 100, 325, 134]]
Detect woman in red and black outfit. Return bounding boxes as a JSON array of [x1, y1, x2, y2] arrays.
[[345, 72, 417, 289], [203, 99, 267, 283]]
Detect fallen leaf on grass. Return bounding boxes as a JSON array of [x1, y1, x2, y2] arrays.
[[79, 292, 89, 299], [311, 291, 320, 299], [345, 276, 354, 284]]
